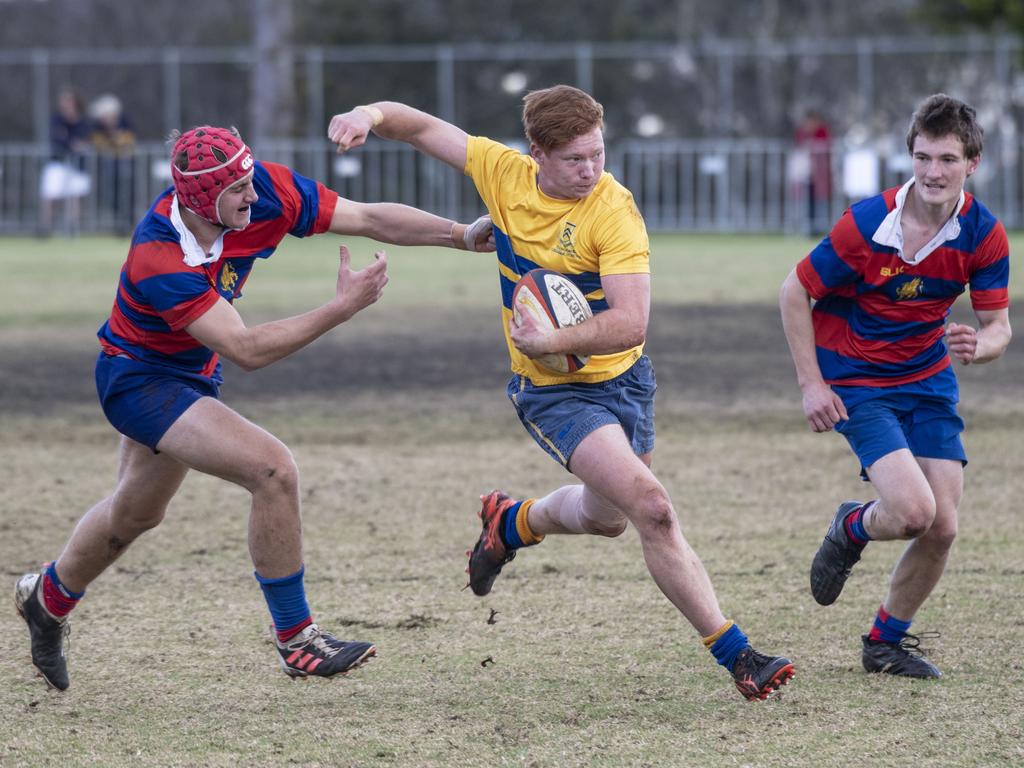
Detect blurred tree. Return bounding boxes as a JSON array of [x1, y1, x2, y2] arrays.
[[294, 0, 922, 44], [915, 1, 1024, 145], [0, 0, 1016, 143], [918, 0, 1024, 34], [0, 0, 251, 47]]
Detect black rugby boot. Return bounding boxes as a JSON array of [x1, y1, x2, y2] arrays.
[[14, 572, 71, 691], [810, 501, 868, 605], [862, 633, 941, 679]]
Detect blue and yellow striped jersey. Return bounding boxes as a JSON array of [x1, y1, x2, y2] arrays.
[[465, 136, 650, 385]]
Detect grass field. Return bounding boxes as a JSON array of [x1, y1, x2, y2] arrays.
[[1, 233, 1022, 768]]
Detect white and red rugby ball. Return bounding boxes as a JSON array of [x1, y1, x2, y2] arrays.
[[511, 268, 593, 373]]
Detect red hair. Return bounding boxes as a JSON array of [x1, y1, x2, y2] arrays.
[[522, 85, 604, 152]]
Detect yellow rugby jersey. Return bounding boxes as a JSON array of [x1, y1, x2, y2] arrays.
[[465, 135, 650, 386]]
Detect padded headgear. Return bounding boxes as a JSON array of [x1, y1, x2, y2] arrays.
[[171, 126, 254, 227]]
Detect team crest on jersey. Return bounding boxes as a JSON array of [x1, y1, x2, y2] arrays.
[[553, 221, 578, 258], [219, 261, 239, 294], [896, 277, 923, 300]]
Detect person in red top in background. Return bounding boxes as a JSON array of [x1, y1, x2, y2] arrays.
[[15, 125, 494, 691], [794, 109, 833, 235], [780, 95, 1011, 679]]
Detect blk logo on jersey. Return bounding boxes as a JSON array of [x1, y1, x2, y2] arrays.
[[896, 277, 924, 300], [554, 221, 578, 258]]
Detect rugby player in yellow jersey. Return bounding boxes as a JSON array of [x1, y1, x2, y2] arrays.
[[329, 86, 794, 700]]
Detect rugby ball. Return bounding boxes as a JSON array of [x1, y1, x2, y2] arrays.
[[511, 269, 593, 373]]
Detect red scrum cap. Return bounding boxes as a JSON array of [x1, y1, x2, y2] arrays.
[[171, 126, 255, 227]]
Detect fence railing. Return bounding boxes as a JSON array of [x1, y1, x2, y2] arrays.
[[5, 36, 1020, 150], [2, 138, 1020, 237]]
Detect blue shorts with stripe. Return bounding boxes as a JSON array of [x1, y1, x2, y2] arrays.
[[507, 355, 656, 469], [95, 352, 220, 451], [834, 387, 966, 478]]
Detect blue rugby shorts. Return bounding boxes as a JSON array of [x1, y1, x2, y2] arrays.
[[507, 354, 656, 468], [834, 389, 966, 478], [95, 352, 220, 450]]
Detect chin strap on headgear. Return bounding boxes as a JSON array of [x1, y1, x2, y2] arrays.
[[170, 126, 254, 227]]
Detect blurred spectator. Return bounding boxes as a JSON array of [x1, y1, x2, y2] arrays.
[[794, 109, 833, 235], [89, 94, 137, 234], [39, 87, 92, 236], [841, 122, 881, 203]]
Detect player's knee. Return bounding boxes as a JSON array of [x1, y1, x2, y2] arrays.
[[250, 446, 300, 500], [632, 486, 676, 535], [923, 514, 958, 553], [578, 493, 628, 537], [892, 497, 936, 539]]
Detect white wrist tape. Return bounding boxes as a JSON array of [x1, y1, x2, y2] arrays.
[[463, 214, 493, 250], [354, 105, 384, 127]]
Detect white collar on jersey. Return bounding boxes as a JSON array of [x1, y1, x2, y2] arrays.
[[170, 194, 227, 267], [871, 178, 964, 266]]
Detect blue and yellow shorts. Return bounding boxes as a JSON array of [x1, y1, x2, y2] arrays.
[[507, 355, 656, 469]]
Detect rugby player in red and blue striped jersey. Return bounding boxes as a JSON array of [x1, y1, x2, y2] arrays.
[[15, 125, 495, 690], [780, 94, 1011, 679]]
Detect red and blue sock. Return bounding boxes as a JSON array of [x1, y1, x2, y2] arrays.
[[868, 605, 912, 644], [703, 621, 749, 672], [41, 561, 83, 618], [255, 566, 312, 643], [844, 502, 873, 547]]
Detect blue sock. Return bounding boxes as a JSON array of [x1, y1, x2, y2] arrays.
[[869, 605, 912, 644], [501, 501, 526, 549], [710, 623, 750, 672], [255, 566, 311, 640]]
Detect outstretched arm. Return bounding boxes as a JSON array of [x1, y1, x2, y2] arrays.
[[185, 246, 388, 371], [779, 268, 848, 432], [328, 198, 492, 252], [328, 102, 469, 172], [327, 103, 492, 251]]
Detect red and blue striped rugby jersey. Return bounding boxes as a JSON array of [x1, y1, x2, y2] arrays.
[[97, 161, 338, 381], [796, 186, 1009, 389]]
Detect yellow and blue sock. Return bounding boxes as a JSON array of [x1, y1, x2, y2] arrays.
[[703, 620, 749, 672], [868, 605, 912, 643], [500, 499, 543, 550], [255, 565, 312, 642]]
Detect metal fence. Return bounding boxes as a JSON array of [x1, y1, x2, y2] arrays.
[[3, 137, 1021, 236], [5, 34, 1021, 234], [4, 36, 1021, 148]]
